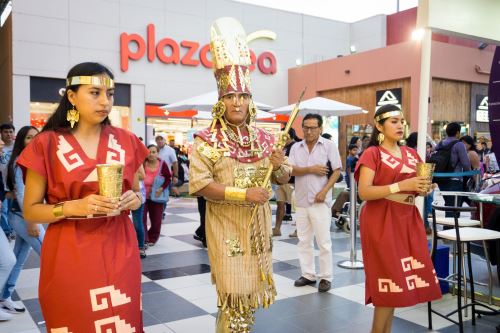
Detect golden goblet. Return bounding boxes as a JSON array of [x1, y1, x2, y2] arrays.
[[416, 162, 435, 193], [96, 164, 123, 215]]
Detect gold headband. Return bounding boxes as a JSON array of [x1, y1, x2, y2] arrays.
[[374, 110, 403, 123], [66, 76, 115, 88]]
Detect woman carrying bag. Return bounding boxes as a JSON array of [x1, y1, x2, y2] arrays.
[[143, 144, 171, 246]]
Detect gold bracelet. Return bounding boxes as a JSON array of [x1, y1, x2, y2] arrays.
[[272, 165, 286, 178], [389, 183, 400, 194], [224, 187, 247, 201], [52, 202, 66, 218]]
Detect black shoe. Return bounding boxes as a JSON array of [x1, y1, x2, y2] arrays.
[[193, 235, 207, 247], [283, 214, 293, 221], [294, 276, 316, 287], [139, 248, 147, 259], [318, 279, 331, 292]]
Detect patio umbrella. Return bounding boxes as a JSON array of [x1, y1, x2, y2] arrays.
[[193, 109, 276, 120], [271, 96, 366, 116], [163, 91, 273, 112]]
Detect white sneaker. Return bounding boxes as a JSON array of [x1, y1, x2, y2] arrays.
[[0, 308, 12, 321], [0, 297, 25, 313]]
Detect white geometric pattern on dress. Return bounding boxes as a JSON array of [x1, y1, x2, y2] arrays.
[[90, 285, 131, 312], [56, 135, 84, 172], [432, 269, 439, 284], [380, 151, 400, 169], [406, 275, 430, 290], [400, 164, 414, 174], [378, 278, 403, 293], [406, 150, 418, 167], [106, 134, 126, 165], [51, 328, 73, 333], [401, 256, 425, 272], [94, 315, 136, 333]]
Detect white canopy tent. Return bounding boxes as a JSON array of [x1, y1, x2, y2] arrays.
[[271, 96, 366, 116], [162, 91, 273, 112]]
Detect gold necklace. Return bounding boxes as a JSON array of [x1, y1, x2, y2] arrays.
[[225, 126, 252, 147]]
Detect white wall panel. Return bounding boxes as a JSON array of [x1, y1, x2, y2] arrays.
[[13, 13, 68, 46]]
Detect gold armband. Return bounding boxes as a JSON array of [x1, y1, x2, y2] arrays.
[[389, 183, 400, 194], [224, 187, 247, 201], [53, 202, 66, 218], [272, 165, 287, 178]]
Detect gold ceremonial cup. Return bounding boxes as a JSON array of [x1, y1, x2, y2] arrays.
[[96, 164, 124, 200], [416, 162, 435, 192]]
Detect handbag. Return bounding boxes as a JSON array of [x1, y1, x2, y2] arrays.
[[150, 162, 170, 204]]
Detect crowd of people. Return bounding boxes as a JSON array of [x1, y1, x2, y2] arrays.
[[0, 17, 498, 333]]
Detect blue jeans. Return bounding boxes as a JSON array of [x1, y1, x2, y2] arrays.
[[0, 227, 16, 295], [131, 204, 145, 249], [0, 199, 13, 235], [424, 191, 434, 228], [1, 212, 44, 299]]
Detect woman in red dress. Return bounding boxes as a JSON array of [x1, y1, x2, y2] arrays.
[[18, 62, 149, 333], [355, 104, 442, 333]]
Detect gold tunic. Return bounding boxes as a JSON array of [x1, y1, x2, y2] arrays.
[[189, 135, 291, 320]]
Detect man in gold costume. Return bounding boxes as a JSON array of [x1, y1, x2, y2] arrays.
[[189, 17, 291, 333]]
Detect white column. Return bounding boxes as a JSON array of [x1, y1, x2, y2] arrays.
[[12, 75, 30, 130], [130, 84, 146, 141]]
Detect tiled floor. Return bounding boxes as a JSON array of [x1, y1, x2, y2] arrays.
[[3, 197, 500, 333]]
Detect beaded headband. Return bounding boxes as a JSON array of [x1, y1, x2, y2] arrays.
[[66, 76, 115, 88], [374, 110, 403, 123]]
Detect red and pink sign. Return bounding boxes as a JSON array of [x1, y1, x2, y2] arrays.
[[120, 24, 277, 75]]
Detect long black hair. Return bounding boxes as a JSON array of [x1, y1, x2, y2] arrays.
[[6, 126, 39, 191], [460, 135, 478, 153], [42, 62, 114, 133], [368, 104, 403, 147]]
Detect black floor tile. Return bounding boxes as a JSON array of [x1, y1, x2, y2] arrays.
[[177, 263, 211, 275], [273, 261, 298, 272], [141, 249, 209, 271], [142, 281, 168, 294], [142, 268, 187, 280], [142, 290, 207, 322], [171, 234, 206, 247], [142, 309, 162, 326], [23, 298, 42, 313]]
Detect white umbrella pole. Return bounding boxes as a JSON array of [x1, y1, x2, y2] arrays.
[[416, 28, 432, 215]]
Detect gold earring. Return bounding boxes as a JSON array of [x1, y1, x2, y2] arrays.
[[248, 100, 257, 123], [67, 105, 79, 128], [377, 133, 385, 145], [211, 100, 226, 119]]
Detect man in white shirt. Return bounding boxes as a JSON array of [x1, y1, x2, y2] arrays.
[[155, 135, 179, 186], [288, 114, 342, 292]]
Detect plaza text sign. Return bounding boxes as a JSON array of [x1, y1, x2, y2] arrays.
[[120, 24, 277, 75]]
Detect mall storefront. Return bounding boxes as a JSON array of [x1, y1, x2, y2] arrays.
[[4, 0, 390, 142]]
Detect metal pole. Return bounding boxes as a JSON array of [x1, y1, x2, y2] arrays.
[[338, 172, 364, 269]]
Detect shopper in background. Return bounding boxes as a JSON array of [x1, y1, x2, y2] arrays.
[[356, 104, 441, 333], [142, 144, 171, 246], [433, 122, 471, 217], [131, 164, 147, 258], [273, 128, 299, 237], [18, 62, 148, 332], [0, 124, 16, 241], [1, 126, 45, 314]]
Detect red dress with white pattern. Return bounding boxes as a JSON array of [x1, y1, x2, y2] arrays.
[[17, 125, 149, 333], [354, 146, 442, 307]]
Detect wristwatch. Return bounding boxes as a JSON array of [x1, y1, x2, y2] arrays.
[[53, 202, 66, 218]]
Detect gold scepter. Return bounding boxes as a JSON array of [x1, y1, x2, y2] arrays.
[[247, 87, 307, 228]]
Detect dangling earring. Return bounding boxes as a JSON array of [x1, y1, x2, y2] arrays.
[[377, 133, 385, 145], [67, 105, 79, 128], [248, 100, 257, 124]]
